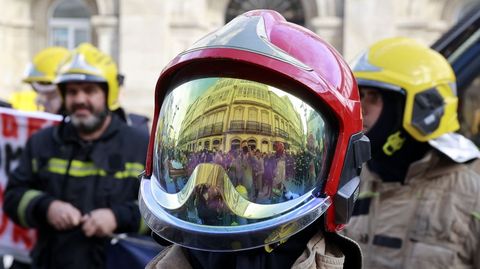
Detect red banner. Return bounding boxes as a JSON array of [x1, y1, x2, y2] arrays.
[[0, 108, 61, 262]]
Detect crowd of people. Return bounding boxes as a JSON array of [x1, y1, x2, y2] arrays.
[[164, 140, 323, 203], [1, 8, 479, 269]]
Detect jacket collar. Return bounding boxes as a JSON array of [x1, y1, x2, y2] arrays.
[[365, 149, 466, 186], [403, 150, 465, 184]]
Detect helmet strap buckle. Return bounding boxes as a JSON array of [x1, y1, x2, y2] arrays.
[[382, 131, 405, 156]]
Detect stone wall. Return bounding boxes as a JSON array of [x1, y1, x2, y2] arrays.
[[0, 0, 476, 119]]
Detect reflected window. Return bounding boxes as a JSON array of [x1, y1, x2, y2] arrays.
[[216, 111, 225, 122], [208, 114, 215, 124], [261, 111, 269, 122], [233, 107, 243, 120], [248, 107, 258, 121], [204, 140, 210, 150], [247, 139, 257, 150], [49, 0, 91, 49], [231, 139, 241, 150], [260, 140, 269, 153]]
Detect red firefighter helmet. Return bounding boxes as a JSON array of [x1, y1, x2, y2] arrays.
[[139, 10, 370, 251]]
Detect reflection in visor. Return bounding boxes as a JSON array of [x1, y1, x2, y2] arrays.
[[153, 78, 334, 227]]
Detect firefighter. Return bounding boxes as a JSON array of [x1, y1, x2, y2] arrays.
[[344, 37, 480, 268], [3, 43, 149, 269], [139, 10, 370, 269]]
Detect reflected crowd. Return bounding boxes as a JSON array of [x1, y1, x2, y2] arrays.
[[158, 139, 328, 226], [161, 140, 325, 204]]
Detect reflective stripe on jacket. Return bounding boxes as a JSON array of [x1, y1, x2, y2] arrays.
[[344, 150, 480, 269]]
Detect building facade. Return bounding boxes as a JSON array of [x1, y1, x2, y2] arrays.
[[176, 78, 305, 154], [1, 0, 478, 118]]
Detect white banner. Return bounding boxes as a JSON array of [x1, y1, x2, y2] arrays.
[[0, 107, 62, 262]]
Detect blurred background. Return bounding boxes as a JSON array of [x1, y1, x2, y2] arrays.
[[0, 0, 479, 121]]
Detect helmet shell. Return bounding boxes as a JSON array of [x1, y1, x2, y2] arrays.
[[144, 10, 367, 234], [353, 37, 459, 141], [23, 47, 69, 84], [56, 43, 120, 110]]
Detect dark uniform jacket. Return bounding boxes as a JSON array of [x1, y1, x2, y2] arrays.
[[3, 114, 149, 269]]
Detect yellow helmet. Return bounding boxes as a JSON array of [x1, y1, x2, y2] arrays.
[[56, 43, 120, 110], [352, 37, 459, 142], [235, 185, 248, 199], [23, 47, 69, 84], [8, 89, 38, 111]]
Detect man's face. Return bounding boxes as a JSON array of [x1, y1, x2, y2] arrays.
[[360, 87, 383, 132], [32, 82, 62, 114], [64, 82, 109, 134], [36, 90, 62, 114]]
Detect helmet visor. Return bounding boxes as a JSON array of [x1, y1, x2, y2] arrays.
[[142, 77, 336, 250]]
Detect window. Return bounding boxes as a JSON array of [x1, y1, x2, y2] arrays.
[[248, 107, 258, 121], [49, 0, 91, 49], [216, 111, 225, 122], [261, 110, 269, 123], [204, 140, 210, 150], [247, 139, 257, 150], [233, 107, 244, 120], [226, 0, 305, 25], [208, 114, 215, 125], [260, 140, 269, 153], [231, 139, 241, 150], [212, 140, 220, 151]]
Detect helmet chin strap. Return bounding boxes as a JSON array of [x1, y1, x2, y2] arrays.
[[368, 131, 430, 183]]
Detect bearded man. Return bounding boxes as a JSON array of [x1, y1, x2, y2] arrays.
[[3, 43, 149, 269]]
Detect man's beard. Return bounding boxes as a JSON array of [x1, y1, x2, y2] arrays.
[[70, 105, 109, 134]]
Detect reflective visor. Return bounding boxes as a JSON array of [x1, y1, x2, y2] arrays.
[[141, 77, 336, 251]]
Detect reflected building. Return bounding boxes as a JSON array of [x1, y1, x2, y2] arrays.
[[176, 78, 304, 153]]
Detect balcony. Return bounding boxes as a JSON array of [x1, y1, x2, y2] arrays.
[[275, 127, 289, 139], [195, 122, 224, 138], [260, 123, 272, 135], [246, 121, 260, 132], [229, 120, 245, 132], [212, 122, 223, 135]]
